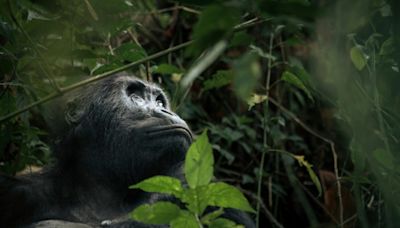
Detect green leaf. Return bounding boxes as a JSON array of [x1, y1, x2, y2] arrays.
[[114, 43, 147, 62], [131, 202, 181, 225], [201, 208, 224, 225], [170, 211, 199, 228], [209, 218, 243, 228], [129, 176, 183, 198], [203, 70, 233, 91], [350, 46, 367, 71], [206, 182, 255, 213], [246, 93, 268, 110], [181, 186, 210, 215], [184, 130, 214, 188], [154, 64, 183, 75], [292, 155, 322, 196], [281, 71, 313, 100]]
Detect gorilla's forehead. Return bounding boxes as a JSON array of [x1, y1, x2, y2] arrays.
[[111, 75, 160, 91]]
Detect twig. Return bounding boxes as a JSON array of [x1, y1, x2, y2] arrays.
[[0, 41, 192, 123], [256, 32, 274, 228], [241, 188, 284, 228], [268, 96, 344, 228]]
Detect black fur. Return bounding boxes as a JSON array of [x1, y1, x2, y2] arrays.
[[0, 75, 254, 228]]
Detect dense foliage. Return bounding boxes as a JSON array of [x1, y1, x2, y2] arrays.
[[0, 0, 399, 227]]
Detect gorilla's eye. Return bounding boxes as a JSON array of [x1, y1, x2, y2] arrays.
[[155, 95, 166, 108], [126, 81, 145, 97]]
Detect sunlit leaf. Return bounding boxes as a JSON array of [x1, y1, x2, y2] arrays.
[[247, 93, 267, 110], [350, 46, 367, 71], [184, 130, 214, 189], [131, 202, 181, 225], [206, 182, 255, 213], [181, 186, 210, 215], [129, 176, 183, 198]]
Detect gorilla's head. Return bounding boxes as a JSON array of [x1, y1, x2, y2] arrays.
[[57, 75, 192, 187]]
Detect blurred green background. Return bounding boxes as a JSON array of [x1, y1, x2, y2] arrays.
[[0, 0, 399, 227]]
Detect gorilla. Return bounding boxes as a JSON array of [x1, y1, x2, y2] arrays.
[[0, 75, 254, 228]]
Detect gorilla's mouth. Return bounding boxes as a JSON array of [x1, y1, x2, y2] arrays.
[[145, 124, 193, 143]]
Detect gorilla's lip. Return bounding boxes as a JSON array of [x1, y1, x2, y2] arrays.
[[145, 124, 193, 142]]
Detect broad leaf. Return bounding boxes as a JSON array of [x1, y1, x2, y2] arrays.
[[131, 202, 181, 225], [129, 176, 183, 198], [184, 130, 214, 188], [170, 211, 199, 228], [206, 182, 255, 213], [350, 46, 367, 71], [281, 71, 313, 100]]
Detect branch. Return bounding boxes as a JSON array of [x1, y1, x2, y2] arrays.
[[0, 41, 192, 123]]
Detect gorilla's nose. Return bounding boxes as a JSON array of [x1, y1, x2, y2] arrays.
[[153, 108, 186, 125], [159, 108, 174, 116]]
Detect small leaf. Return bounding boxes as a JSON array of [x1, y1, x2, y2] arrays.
[[350, 46, 367, 71], [203, 70, 233, 91], [154, 64, 183, 74], [131, 202, 181, 225], [184, 130, 214, 188], [129, 176, 183, 198], [293, 155, 322, 196], [206, 182, 255, 213], [281, 71, 313, 100], [201, 208, 224, 225], [209, 218, 244, 228], [247, 93, 268, 110]]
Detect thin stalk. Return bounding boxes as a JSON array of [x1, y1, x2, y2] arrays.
[[256, 32, 274, 228]]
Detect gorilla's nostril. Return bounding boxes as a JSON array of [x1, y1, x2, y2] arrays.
[[160, 109, 174, 116]]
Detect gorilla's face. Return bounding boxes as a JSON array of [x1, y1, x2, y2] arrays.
[[65, 75, 192, 184]]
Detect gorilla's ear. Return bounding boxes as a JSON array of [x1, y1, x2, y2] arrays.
[[42, 94, 85, 137], [65, 98, 85, 125]]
